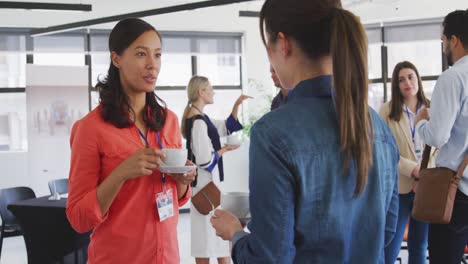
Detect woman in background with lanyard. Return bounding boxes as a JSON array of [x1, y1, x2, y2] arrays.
[[66, 18, 195, 264], [379, 61, 434, 264]]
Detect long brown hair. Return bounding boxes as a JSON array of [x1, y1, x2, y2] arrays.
[[260, 0, 373, 196], [97, 18, 167, 131], [389, 61, 430, 121]]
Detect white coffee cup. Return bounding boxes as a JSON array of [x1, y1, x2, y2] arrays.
[[226, 134, 241, 146], [162, 148, 187, 167], [221, 192, 250, 220]]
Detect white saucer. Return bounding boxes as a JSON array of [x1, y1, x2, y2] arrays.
[[159, 165, 196, 174]]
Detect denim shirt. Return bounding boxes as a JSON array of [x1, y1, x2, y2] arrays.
[[232, 76, 399, 264]]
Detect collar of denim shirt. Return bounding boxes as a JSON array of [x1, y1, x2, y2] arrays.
[[287, 75, 333, 101]]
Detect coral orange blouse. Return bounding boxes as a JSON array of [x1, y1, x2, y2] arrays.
[[66, 105, 190, 264]]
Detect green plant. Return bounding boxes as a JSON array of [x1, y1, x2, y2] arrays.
[[241, 79, 273, 138]]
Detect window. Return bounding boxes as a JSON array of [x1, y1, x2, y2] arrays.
[[158, 53, 193, 86], [0, 93, 27, 151], [91, 53, 109, 87], [197, 54, 241, 86], [422, 80, 437, 100], [157, 37, 193, 87], [368, 83, 385, 112], [387, 40, 442, 77], [0, 34, 26, 87], [33, 34, 85, 66], [195, 36, 242, 87], [368, 44, 382, 80]]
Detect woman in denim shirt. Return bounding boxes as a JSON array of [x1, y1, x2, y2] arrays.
[[211, 0, 399, 263]]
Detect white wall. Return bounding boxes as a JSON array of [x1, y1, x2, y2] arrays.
[[0, 151, 29, 189]]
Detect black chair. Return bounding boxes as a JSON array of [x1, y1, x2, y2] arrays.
[[0, 186, 36, 259], [48, 178, 69, 195]]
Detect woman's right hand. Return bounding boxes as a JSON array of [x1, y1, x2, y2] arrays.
[[115, 148, 165, 181], [411, 165, 420, 180]]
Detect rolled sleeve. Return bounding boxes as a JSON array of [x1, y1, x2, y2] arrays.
[[226, 114, 243, 134], [203, 151, 219, 173], [66, 120, 108, 233]]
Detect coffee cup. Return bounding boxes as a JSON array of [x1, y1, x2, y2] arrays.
[[226, 134, 241, 146], [221, 192, 250, 222], [161, 148, 187, 167]]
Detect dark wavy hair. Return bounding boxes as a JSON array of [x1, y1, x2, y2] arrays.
[[389, 61, 430, 121], [97, 18, 167, 131]]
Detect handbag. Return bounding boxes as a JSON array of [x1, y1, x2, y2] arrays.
[[191, 181, 220, 215], [412, 145, 468, 224]]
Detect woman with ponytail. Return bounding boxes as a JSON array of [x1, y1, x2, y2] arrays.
[[182, 76, 250, 264], [211, 0, 399, 263], [66, 18, 195, 263]]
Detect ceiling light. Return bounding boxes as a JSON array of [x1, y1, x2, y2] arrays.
[[0, 1, 92, 12]]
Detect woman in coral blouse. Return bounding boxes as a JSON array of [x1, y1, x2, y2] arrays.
[[66, 18, 195, 264]]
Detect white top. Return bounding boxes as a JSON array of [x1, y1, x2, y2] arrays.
[[189, 117, 231, 258]]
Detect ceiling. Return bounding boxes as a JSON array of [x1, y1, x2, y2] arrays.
[[0, 0, 466, 31]]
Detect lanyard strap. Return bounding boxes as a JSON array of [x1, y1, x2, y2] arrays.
[[192, 105, 204, 115], [136, 127, 165, 184], [136, 128, 163, 149], [405, 103, 420, 143]]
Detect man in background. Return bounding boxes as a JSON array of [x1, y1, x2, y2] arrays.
[[270, 65, 289, 111], [415, 9, 468, 263]]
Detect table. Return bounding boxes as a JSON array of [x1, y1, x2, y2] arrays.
[[7, 196, 90, 264]]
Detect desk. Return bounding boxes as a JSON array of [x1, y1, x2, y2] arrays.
[[8, 196, 90, 264]]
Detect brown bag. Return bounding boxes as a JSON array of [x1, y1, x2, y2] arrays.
[[412, 145, 468, 224], [191, 181, 220, 215]]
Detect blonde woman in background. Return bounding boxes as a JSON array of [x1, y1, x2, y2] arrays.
[[379, 61, 435, 264], [181, 76, 251, 264]]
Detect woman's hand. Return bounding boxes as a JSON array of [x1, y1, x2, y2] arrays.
[[115, 148, 165, 181], [167, 160, 196, 199], [231, 95, 253, 120], [234, 95, 253, 107], [411, 165, 420, 180], [167, 160, 196, 186], [415, 107, 430, 126], [210, 209, 244, 241]]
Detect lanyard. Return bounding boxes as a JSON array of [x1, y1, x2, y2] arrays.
[[136, 128, 163, 149], [136, 127, 165, 183], [192, 105, 204, 115], [405, 103, 420, 143]]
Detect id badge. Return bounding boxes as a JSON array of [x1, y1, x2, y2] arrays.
[[156, 189, 174, 222], [415, 148, 422, 163]]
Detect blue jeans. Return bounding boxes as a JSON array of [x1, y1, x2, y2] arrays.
[[385, 192, 428, 264]]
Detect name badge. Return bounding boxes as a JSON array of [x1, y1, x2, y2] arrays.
[[156, 189, 174, 222], [415, 148, 422, 163]]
